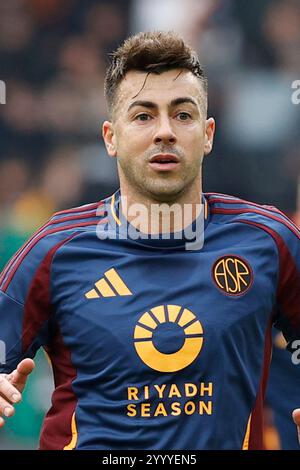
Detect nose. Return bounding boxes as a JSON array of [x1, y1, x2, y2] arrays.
[[153, 116, 177, 145]]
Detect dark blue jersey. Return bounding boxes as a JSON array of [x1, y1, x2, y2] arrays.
[[0, 191, 300, 450]]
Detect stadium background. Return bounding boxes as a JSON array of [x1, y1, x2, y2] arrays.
[[0, 0, 299, 449]]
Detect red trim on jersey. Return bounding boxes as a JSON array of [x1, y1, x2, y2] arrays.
[[51, 211, 101, 224], [205, 192, 237, 198], [53, 201, 102, 217], [208, 196, 300, 235], [22, 234, 78, 352], [0, 219, 49, 286], [2, 219, 108, 292], [208, 196, 277, 212], [248, 317, 273, 449], [39, 323, 77, 450], [20, 233, 79, 449], [237, 219, 300, 333], [0, 209, 105, 286], [211, 207, 300, 240]]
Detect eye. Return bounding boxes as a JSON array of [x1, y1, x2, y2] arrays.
[[135, 113, 152, 122], [176, 112, 192, 121]]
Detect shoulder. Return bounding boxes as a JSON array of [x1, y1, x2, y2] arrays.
[[0, 200, 108, 297], [206, 192, 299, 236], [206, 192, 300, 252], [46, 200, 107, 234]]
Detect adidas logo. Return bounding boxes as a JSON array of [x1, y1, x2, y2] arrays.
[[85, 268, 132, 299]]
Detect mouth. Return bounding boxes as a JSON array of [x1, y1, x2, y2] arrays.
[[149, 153, 180, 172]]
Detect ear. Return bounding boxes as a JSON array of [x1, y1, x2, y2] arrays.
[[204, 117, 215, 156], [102, 121, 117, 157]]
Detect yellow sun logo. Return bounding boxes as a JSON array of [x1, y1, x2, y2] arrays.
[[134, 305, 204, 372]]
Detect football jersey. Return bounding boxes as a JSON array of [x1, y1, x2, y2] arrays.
[[0, 191, 299, 450]]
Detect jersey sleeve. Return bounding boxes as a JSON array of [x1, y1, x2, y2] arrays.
[[0, 221, 78, 374], [0, 292, 26, 373], [272, 216, 300, 346]]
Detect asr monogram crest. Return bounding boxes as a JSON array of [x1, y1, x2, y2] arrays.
[[212, 255, 253, 296]]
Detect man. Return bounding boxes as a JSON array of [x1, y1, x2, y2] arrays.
[[0, 31, 300, 450]]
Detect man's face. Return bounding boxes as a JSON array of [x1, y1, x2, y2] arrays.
[[103, 69, 215, 202]]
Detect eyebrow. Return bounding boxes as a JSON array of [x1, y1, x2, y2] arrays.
[[127, 97, 198, 113]]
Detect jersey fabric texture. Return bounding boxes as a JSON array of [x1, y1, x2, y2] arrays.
[[0, 191, 299, 450], [266, 331, 300, 449]]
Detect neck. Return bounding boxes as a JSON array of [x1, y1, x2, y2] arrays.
[[118, 176, 203, 235]]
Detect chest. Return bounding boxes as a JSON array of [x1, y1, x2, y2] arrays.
[[50, 240, 277, 375]]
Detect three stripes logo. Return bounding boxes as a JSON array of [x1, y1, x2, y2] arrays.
[[85, 268, 132, 299]]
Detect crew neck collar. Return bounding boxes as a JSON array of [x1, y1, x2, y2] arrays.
[[106, 189, 210, 249]]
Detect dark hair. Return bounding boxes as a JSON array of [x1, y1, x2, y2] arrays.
[[104, 31, 208, 118]]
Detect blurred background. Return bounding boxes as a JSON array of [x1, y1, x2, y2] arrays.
[[0, 0, 300, 449]]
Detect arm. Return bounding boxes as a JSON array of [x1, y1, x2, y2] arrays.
[[0, 217, 72, 429], [271, 216, 300, 443]]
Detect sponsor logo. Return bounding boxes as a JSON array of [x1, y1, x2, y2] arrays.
[[134, 305, 203, 372]]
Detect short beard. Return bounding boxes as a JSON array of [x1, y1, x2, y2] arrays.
[[118, 158, 199, 204]]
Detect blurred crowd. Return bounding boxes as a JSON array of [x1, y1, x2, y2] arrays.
[[0, 0, 300, 449]]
